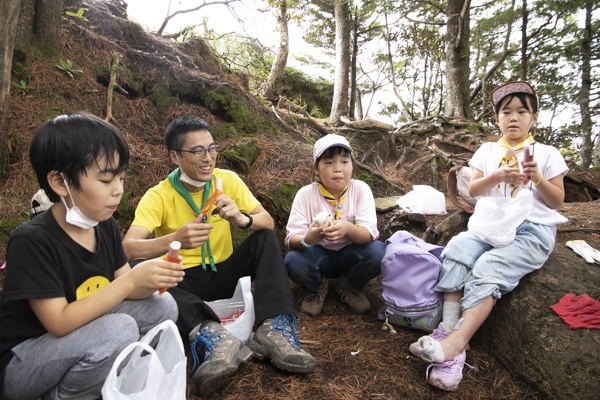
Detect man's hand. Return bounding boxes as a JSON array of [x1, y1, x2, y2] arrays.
[[214, 194, 248, 227], [175, 219, 213, 249], [129, 257, 185, 291]]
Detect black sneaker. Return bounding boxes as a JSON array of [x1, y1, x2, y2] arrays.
[[248, 314, 317, 373], [189, 321, 252, 395]]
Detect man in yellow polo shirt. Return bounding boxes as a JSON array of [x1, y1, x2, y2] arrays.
[[123, 116, 316, 396]]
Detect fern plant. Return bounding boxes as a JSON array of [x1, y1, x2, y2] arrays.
[[65, 8, 89, 22], [56, 59, 83, 78]]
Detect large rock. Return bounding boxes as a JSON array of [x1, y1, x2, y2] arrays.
[[472, 202, 600, 400]]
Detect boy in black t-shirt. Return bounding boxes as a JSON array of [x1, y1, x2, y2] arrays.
[[0, 113, 183, 399]]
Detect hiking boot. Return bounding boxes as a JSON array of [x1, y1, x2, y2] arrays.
[[409, 322, 449, 363], [330, 280, 370, 313], [300, 280, 329, 317], [426, 350, 468, 391], [248, 314, 317, 373], [189, 321, 253, 395]]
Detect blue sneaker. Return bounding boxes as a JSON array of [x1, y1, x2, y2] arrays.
[[189, 321, 252, 395], [249, 314, 317, 373]]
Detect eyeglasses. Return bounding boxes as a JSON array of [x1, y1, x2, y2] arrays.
[[176, 145, 220, 158]]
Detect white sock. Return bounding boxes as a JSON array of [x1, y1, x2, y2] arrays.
[[443, 301, 461, 333], [418, 336, 445, 363]]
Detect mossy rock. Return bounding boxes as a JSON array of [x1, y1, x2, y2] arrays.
[[256, 181, 299, 237], [149, 84, 181, 112], [221, 138, 260, 174]]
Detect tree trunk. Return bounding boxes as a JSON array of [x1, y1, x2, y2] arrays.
[[348, 10, 358, 119], [355, 86, 363, 121], [444, 0, 471, 119], [15, 0, 35, 50], [329, 0, 350, 125], [579, 1, 593, 168], [33, 0, 63, 58], [520, 0, 528, 80], [265, 0, 289, 97], [0, 0, 22, 182]]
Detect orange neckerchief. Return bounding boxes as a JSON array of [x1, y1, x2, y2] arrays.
[[317, 181, 348, 220], [497, 135, 535, 197]]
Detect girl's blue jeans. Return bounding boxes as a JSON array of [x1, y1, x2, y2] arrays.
[[437, 220, 556, 310], [285, 241, 384, 294]]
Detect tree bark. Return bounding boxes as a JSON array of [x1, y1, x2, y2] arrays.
[[329, 0, 350, 125], [355, 86, 363, 121], [34, 0, 63, 58], [0, 0, 22, 183], [444, 0, 471, 119], [265, 0, 289, 97], [15, 0, 35, 50], [579, 1, 593, 168], [520, 0, 528, 80], [348, 9, 358, 119]]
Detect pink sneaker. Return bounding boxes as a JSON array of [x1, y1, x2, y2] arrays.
[[409, 322, 449, 362], [426, 350, 469, 391]]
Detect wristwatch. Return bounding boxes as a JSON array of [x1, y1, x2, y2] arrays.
[[240, 211, 253, 229]]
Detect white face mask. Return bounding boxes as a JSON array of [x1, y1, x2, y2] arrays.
[[175, 154, 206, 189], [60, 175, 99, 229]]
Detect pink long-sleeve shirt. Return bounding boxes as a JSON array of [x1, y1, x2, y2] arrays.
[[285, 180, 380, 251]]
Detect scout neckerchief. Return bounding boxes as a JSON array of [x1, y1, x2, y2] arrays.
[[168, 169, 217, 272], [497, 135, 535, 198], [317, 181, 348, 220]]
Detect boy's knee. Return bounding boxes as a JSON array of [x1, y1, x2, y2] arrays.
[[96, 314, 139, 355]]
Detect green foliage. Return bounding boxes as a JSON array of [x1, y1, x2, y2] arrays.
[[149, 84, 181, 111], [0, 218, 28, 247], [11, 80, 28, 94], [56, 59, 83, 78], [65, 8, 89, 22], [279, 67, 333, 117], [309, 106, 324, 118]]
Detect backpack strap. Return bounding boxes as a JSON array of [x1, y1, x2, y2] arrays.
[[447, 161, 474, 213]]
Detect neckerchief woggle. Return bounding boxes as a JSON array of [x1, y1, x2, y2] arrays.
[[168, 168, 217, 272], [317, 181, 348, 220], [497, 135, 535, 198]]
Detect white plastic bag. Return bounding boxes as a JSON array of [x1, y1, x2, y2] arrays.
[[396, 185, 447, 215], [468, 190, 534, 247], [206, 276, 255, 344], [102, 320, 186, 400]]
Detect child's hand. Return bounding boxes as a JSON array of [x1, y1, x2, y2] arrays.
[[133, 258, 185, 291], [303, 220, 329, 245], [176, 220, 213, 249], [522, 159, 542, 186], [496, 161, 525, 186], [321, 220, 351, 242]]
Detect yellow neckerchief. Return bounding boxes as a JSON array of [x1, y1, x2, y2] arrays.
[[317, 181, 348, 220], [497, 135, 535, 197]]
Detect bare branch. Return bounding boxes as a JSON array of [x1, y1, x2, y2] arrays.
[[157, 0, 239, 36]]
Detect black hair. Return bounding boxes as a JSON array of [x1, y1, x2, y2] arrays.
[[315, 146, 352, 165], [494, 93, 538, 115], [29, 112, 130, 202], [164, 116, 212, 151]]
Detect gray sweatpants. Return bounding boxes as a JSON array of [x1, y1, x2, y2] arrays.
[[3, 292, 178, 400]]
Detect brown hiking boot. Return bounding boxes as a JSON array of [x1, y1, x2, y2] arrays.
[[189, 321, 252, 395], [248, 314, 317, 373], [300, 280, 329, 317], [331, 280, 370, 313]]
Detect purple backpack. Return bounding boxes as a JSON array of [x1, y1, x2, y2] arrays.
[[377, 230, 444, 333]]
